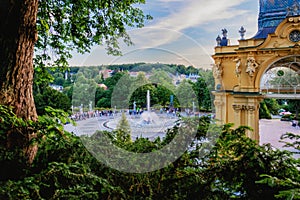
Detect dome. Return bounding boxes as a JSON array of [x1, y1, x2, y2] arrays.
[[254, 0, 299, 38]]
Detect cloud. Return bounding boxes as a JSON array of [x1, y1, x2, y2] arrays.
[[132, 0, 250, 48], [157, 0, 249, 31], [113, 0, 255, 68], [69, 0, 258, 68]]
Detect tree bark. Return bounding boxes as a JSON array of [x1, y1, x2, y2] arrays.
[[0, 0, 39, 164]]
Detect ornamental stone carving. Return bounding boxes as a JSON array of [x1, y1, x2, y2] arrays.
[[232, 104, 256, 111], [232, 104, 242, 111], [245, 57, 259, 77], [213, 61, 223, 79], [233, 58, 241, 77], [214, 100, 224, 107]]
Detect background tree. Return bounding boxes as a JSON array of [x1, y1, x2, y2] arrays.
[[176, 79, 197, 110], [286, 100, 300, 119], [149, 69, 172, 84], [193, 77, 212, 111], [259, 100, 272, 119], [259, 99, 280, 119], [72, 73, 98, 108], [131, 72, 149, 91], [130, 84, 156, 109], [97, 71, 128, 109], [95, 87, 111, 108], [34, 87, 71, 115], [154, 85, 175, 107], [116, 112, 132, 144], [110, 72, 133, 109]]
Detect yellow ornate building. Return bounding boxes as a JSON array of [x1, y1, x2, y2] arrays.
[[212, 0, 300, 141]]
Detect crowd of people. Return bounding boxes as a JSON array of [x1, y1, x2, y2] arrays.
[[70, 110, 115, 121], [69, 107, 214, 122]]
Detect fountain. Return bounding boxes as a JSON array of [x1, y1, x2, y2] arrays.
[[65, 89, 178, 140], [105, 89, 177, 140], [140, 90, 159, 124]]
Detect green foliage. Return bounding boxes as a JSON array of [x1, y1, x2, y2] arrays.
[[54, 65, 214, 111], [33, 66, 54, 90], [280, 132, 300, 152], [116, 112, 132, 144], [281, 114, 295, 121], [265, 99, 280, 115], [204, 125, 300, 199], [95, 87, 111, 108], [256, 152, 300, 200], [34, 87, 71, 115], [33, 67, 72, 115], [130, 84, 156, 108], [0, 105, 32, 180], [286, 100, 300, 119], [193, 77, 212, 111], [111, 72, 134, 109], [259, 99, 280, 119], [256, 174, 300, 200], [0, 162, 124, 200], [54, 76, 65, 86], [0, 105, 123, 199], [35, 0, 151, 69], [154, 84, 176, 107], [176, 79, 197, 109], [1, 105, 299, 199], [106, 63, 201, 76], [260, 100, 272, 119], [129, 63, 176, 74]]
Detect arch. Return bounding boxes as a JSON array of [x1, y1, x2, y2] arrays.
[[212, 14, 300, 142], [259, 55, 300, 97], [255, 55, 300, 89]]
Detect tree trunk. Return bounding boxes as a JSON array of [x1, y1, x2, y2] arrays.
[[0, 0, 39, 164]]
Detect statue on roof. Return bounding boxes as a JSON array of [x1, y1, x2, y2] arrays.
[[222, 29, 228, 38], [239, 26, 246, 40], [220, 29, 228, 46], [216, 29, 229, 46], [216, 35, 221, 46]]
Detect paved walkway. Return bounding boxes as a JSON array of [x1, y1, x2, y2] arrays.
[[64, 113, 178, 140], [64, 117, 111, 135], [65, 117, 299, 153], [259, 119, 299, 155]]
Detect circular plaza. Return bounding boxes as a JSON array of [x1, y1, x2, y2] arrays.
[[64, 111, 179, 141]]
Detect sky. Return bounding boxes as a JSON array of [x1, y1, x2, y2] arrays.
[[69, 0, 259, 69]]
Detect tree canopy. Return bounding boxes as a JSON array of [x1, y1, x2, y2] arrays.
[[36, 0, 152, 68]]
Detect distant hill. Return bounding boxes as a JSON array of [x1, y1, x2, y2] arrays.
[[69, 62, 203, 76]]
